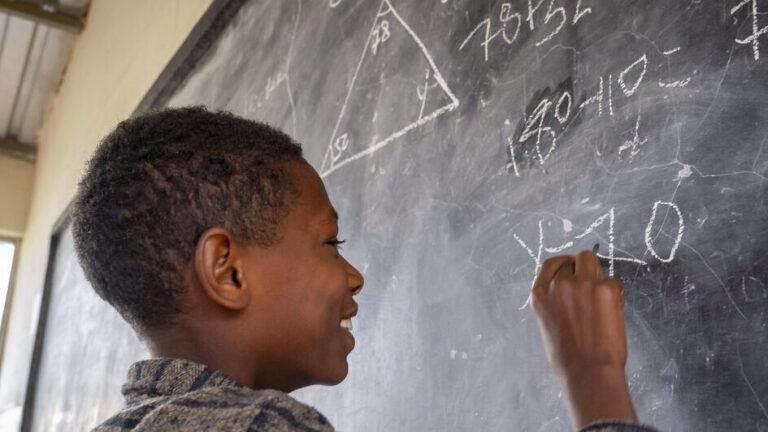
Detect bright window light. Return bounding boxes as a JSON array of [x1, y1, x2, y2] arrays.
[[0, 241, 15, 322]]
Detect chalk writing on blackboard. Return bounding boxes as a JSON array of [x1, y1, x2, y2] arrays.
[[417, 69, 441, 121], [507, 51, 650, 175], [618, 109, 647, 159], [617, 54, 647, 97], [644, 201, 684, 264], [249, 1, 303, 136], [320, 0, 459, 177], [731, 0, 768, 61], [658, 77, 691, 88], [513, 200, 686, 308], [370, 20, 391, 55], [459, 1, 593, 61]]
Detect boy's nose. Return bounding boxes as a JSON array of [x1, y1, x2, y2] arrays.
[[346, 260, 364, 295]]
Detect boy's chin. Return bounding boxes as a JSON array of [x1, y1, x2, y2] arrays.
[[315, 361, 349, 387]]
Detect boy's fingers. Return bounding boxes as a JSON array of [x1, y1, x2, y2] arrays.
[[534, 255, 575, 291], [605, 278, 625, 307], [554, 261, 575, 279], [575, 250, 604, 281]]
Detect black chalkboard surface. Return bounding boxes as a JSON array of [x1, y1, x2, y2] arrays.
[[25, 1, 768, 431], [163, 1, 768, 430], [23, 224, 148, 431]]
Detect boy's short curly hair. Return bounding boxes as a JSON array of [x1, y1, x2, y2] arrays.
[[72, 106, 304, 331]]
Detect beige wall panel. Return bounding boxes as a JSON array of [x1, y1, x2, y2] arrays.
[[0, 155, 35, 238]]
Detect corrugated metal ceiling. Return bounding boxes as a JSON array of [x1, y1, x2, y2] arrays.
[[0, 0, 89, 161]]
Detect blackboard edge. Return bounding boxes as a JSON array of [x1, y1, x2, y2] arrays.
[[19, 203, 72, 432], [133, 0, 247, 115]]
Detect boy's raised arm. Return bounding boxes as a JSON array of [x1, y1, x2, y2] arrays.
[[531, 251, 658, 432]]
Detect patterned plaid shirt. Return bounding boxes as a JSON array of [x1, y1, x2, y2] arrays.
[[93, 357, 658, 431], [92, 358, 333, 431]]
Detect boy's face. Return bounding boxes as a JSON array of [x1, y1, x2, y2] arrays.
[[241, 161, 363, 391]]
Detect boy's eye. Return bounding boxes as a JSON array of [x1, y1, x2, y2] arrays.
[[327, 239, 346, 250]]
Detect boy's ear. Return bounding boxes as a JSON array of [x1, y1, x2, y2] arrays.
[[194, 228, 250, 311]]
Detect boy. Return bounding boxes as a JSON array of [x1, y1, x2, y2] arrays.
[[72, 107, 656, 431]]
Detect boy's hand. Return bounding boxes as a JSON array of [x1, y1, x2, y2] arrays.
[[531, 251, 638, 429]]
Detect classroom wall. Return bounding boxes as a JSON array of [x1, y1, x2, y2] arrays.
[[0, 0, 213, 425], [0, 155, 34, 238]]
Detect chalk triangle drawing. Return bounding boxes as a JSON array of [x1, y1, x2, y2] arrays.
[[320, 0, 459, 177]]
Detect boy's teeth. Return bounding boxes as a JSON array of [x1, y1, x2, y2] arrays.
[[340, 318, 353, 331]]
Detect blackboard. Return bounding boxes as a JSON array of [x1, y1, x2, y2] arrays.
[[27, 1, 768, 431], [165, 1, 768, 430], [22, 222, 149, 431]]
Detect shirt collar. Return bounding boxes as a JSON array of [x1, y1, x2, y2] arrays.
[[122, 358, 243, 403]]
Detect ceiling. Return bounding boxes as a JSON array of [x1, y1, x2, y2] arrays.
[[0, 0, 89, 161]]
